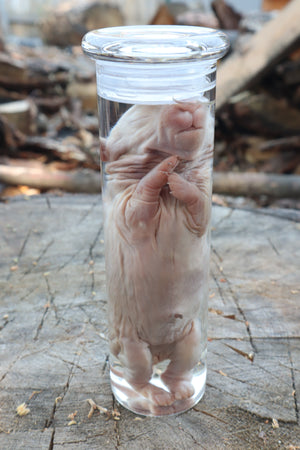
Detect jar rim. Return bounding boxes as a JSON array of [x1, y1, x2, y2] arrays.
[[82, 25, 230, 64]]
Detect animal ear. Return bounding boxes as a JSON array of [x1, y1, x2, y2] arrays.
[[100, 137, 109, 162]]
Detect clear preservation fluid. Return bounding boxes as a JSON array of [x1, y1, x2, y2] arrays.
[[82, 25, 229, 416]]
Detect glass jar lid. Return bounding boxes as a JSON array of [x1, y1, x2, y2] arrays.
[[82, 25, 229, 64]]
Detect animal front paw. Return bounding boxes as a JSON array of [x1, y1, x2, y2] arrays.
[[157, 102, 207, 160]]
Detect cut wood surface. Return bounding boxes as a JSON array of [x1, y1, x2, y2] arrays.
[[0, 194, 299, 449], [216, 0, 300, 109]]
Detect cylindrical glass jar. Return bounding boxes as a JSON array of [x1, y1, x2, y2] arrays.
[[82, 25, 229, 416]]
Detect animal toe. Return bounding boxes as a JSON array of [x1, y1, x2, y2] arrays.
[[152, 390, 174, 407], [169, 380, 195, 401]]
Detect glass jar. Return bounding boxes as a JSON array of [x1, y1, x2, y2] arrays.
[[82, 25, 229, 416]]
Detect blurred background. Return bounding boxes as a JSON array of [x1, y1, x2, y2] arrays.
[[0, 0, 299, 209], [1, 1, 263, 42]]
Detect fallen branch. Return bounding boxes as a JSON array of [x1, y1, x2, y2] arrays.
[[0, 164, 101, 194], [1, 163, 299, 198], [228, 91, 300, 137], [211, 0, 242, 30], [213, 172, 300, 198], [259, 136, 300, 151], [216, 0, 300, 109]]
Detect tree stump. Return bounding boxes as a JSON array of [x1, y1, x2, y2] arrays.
[[0, 194, 299, 449]]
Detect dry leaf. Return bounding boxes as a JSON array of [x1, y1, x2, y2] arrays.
[[209, 307, 224, 315], [68, 420, 77, 426], [28, 390, 41, 400], [87, 399, 97, 419], [86, 398, 108, 419], [68, 411, 78, 420], [223, 314, 236, 320], [16, 403, 30, 416], [112, 409, 121, 421], [99, 332, 108, 341], [225, 343, 255, 361]]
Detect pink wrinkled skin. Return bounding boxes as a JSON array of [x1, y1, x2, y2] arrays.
[[101, 101, 213, 409]]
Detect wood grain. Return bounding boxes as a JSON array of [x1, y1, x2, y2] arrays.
[[0, 194, 299, 449]]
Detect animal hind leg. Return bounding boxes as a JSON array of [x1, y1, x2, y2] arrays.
[[161, 320, 202, 401], [119, 337, 175, 407]]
